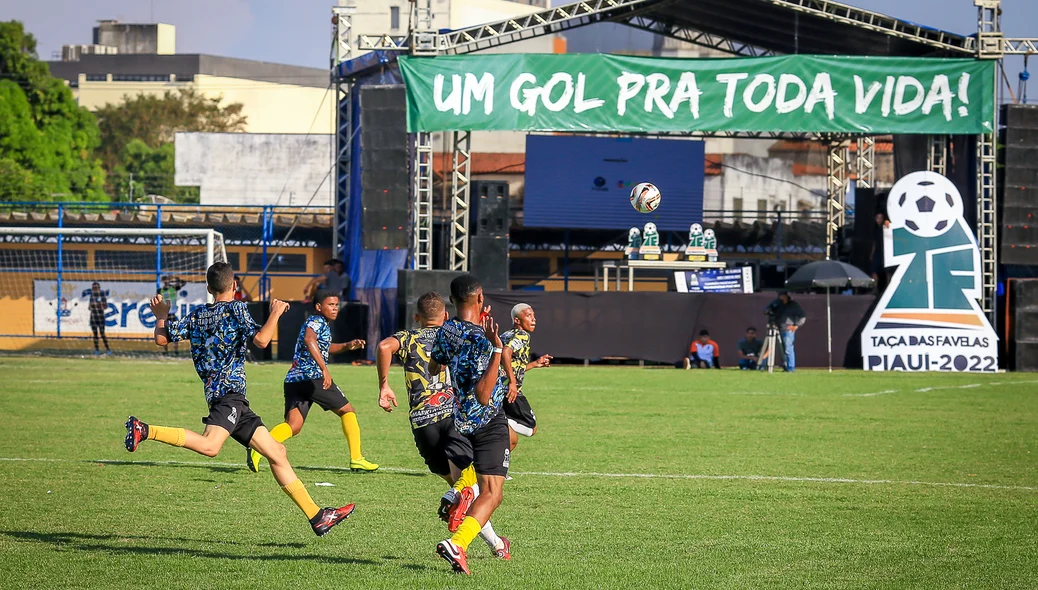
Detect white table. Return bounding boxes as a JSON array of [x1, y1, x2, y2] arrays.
[[595, 259, 728, 291]]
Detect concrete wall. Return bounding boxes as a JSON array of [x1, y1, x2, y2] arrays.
[[93, 22, 176, 55], [704, 154, 826, 221], [175, 133, 334, 207], [72, 75, 334, 134]]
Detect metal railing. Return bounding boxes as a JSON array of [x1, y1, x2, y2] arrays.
[[0, 202, 335, 301]]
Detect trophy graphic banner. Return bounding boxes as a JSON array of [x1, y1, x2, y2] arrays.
[[861, 171, 997, 372], [640, 222, 661, 260]]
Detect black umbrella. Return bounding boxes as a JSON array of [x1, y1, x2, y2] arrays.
[[785, 261, 875, 372], [785, 260, 875, 291]]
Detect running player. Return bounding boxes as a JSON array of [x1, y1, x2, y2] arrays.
[[375, 292, 509, 559], [429, 275, 511, 575], [124, 262, 354, 536], [88, 282, 111, 356], [247, 289, 377, 473], [500, 303, 551, 454]]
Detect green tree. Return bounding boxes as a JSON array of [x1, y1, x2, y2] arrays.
[[96, 88, 246, 201], [113, 140, 199, 204], [0, 21, 107, 202]]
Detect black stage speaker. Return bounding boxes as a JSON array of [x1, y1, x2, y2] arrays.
[[360, 85, 409, 251], [1001, 105, 1038, 265], [1011, 280, 1038, 372], [276, 300, 369, 364], [246, 302, 271, 361], [850, 188, 882, 273], [470, 235, 509, 291], [398, 269, 466, 330], [470, 180, 509, 237]]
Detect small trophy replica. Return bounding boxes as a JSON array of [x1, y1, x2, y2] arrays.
[[703, 228, 718, 262], [625, 227, 642, 260], [640, 222, 661, 260], [684, 223, 706, 261]]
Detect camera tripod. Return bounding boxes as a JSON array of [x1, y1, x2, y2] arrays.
[[758, 323, 782, 373]]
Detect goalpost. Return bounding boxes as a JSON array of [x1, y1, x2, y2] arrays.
[[0, 227, 227, 356]]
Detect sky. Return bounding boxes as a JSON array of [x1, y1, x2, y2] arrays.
[[7, 0, 1036, 98]]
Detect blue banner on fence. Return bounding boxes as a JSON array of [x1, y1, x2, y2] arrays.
[[674, 267, 754, 294]]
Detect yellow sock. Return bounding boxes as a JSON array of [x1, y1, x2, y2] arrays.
[[341, 412, 362, 461], [453, 465, 477, 492], [281, 479, 320, 520], [269, 422, 294, 443], [450, 516, 483, 551], [147, 425, 186, 447]]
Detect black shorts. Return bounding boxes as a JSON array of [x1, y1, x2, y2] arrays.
[[504, 393, 536, 434], [283, 379, 349, 420], [202, 394, 264, 447], [411, 418, 473, 476], [461, 412, 510, 477]]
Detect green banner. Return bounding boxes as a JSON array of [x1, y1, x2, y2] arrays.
[[399, 54, 994, 135]]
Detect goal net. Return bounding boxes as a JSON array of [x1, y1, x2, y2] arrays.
[[0, 227, 227, 357]]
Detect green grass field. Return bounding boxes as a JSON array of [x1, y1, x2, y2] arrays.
[[0, 357, 1036, 589]]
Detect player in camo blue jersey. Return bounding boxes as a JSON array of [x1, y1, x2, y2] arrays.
[[247, 289, 376, 473], [123, 262, 355, 537], [428, 275, 511, 575]]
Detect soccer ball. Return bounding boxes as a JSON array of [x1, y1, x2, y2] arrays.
[[630, 182, 662, 213], [887, 171, 963, 238]]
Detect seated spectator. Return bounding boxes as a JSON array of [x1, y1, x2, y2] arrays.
[[685, 329, 720, 369], [736, 327, 763, 370]]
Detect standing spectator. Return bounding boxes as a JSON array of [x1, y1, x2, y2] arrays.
[[158, 275, 186, 356], [304, 260, 346, 301], [736, 327, 762, 370], [333, 259, 352, 301], [88, 282, 112, 356], [871, 212, 890, 293], [233, 275, 253, 302], [685, 329, 721, 369], [765, 291, 807, 373]]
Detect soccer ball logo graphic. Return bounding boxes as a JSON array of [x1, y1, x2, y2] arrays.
[[887, 171, 963, 238]]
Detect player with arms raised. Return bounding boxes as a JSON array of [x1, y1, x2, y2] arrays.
[[247, 289, 376, 473], [124, 263, 355, 536], [429, 275, 511, 575], [375, 292, 509, 559]]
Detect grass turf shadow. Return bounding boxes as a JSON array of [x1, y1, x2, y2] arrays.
[[0, 530, 377, 565], [90, 459, 431, 478]]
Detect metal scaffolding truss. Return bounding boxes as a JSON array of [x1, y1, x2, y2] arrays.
[[926, 135, 948, 177], [976, 125, 998, 319], [825, 141, 850, 260], [412, 133, 434, 270], [441, 0, 655, 55], [332, 6, 353, 258], [765, 0, 973, 54], [450, 132, 472, 271], [616, 14, 776, 57], [855, 136, 876, 190]]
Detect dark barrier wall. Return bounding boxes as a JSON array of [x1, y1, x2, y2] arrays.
[[483, 291, 875, 368], [276, 301, 369, 364]]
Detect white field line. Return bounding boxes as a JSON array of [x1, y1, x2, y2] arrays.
[[0, 456, 1034, 493], [845, 379, 1038, 397]]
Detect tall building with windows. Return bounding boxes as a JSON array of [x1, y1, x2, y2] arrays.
[[47, 22, 333, 134]]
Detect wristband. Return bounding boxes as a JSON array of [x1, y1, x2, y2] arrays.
[[492, 347, 503, 354]]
